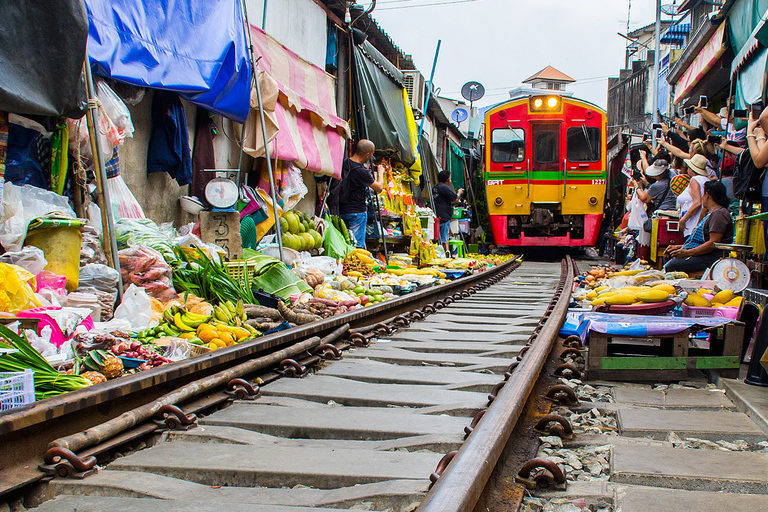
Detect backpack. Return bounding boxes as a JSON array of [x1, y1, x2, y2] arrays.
[[733, 149, 764, 205]]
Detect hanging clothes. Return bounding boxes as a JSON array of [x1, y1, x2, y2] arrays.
[[190, 108, 216, 203], [147, 90, 192, 186]]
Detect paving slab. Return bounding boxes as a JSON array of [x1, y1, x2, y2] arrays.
[[611, 444, 768, 493], [51, 471, 426, 509], [345, 346, 514, 369], [370, 340, 521, 355], [318, 359, 500, 387], [109, 442, 439, 489], [614, 485, 768, 512], [171, 426, 463, 453], [612, 387, 735, 409], [199, 402, 468, 440], [618, 408, 765, 442], [31, 495, 385, 512], [719, 376, 768, 436]]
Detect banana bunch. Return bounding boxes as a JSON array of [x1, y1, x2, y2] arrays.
[[212, 299, 247, 326], [351, 248, 377, 266], [163, 305, 213, 333], [387, 267, 446, 279]]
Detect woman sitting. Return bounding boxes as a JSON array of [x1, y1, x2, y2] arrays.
[[664, 181, 733, 273]]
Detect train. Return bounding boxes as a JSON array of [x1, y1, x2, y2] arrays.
[[484, 94, 607, 247]]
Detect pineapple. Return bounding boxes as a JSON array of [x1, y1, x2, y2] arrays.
[[82, 350, 124, 379], [99, 355, 124, 379], [81, 371, 107, 385]]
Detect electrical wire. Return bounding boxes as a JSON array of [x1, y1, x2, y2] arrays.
[[377, 0, 481, 10]]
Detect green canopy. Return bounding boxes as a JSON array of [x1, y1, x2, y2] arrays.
[[447, 140, 465, 189]]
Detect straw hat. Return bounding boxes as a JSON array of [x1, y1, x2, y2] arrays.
[[684, 154, 709, 176], [670, 174, 690, 196], [644, 159, 669, 177]]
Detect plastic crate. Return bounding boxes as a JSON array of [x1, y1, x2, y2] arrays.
[[0, 369, 35, 411], [681, 303, 716, 318], [224, 260, 258, 282]]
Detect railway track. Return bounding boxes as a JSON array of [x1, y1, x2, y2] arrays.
[[2, 257, 574, 512]]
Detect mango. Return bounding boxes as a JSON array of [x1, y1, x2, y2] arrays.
[[712, 290, 734, 304], [637, 290, 670, 303], [685, 294, 712, 307]]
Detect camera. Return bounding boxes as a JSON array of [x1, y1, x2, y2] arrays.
[[752, 101, 764, 118], [707, 135, 722, 145], [699, 96, 708, 108], [733, 109, 748, 118]]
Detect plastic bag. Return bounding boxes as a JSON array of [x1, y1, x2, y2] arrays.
[[113, 284, 152, 330], [323, 216, 352, 260], [67, 107, 119, 165], [5, 117, 50, 189], [79, 263, 120, 295], [36, 270, 67, 293], [80, 226, 108, 266], [296, 254, 342, 276], [115, 218, 175, 261], [280, 162, 308, 210], [163, 339, 195, 362], [626, 192, 647, 231], [118, 246, 178, 302], [107, 175, 145, 219], [0, 263, 42, 313], [96, 80, 134, 139], [0, 182, 76, 252], [0, 246, 48, 276]]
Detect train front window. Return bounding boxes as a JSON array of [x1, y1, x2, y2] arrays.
[[567, 126, 601, 162], [533, 126, 558, 164], [491, 128, 525, 163]]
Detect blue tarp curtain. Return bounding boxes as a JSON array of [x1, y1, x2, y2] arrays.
[[86, 0, 252, 123]]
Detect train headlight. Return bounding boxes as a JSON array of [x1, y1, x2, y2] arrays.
[[547, 97, 559, 108], [530, 95, 561, 112], [533, 98, 544, 108], [589, 196, 598, 205], [495, 197, 503, 206]]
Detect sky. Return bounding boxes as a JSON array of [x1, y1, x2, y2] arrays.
[[368, 0, 661, 110]]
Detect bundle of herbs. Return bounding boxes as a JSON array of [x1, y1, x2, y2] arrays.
[[172, 247, 255, 305], [0, 325, 90, 400]]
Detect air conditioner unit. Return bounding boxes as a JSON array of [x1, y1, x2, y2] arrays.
[[403, 71, 427, 117]]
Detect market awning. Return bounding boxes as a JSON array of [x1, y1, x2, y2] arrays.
[[352, 42, 416, 167], [734, 46, 768, 108], [674, 22, 727, 103], [447, 140, 465, 190], [0, 1, 87, 117], [730, 6, 768, 77], [243, 26, 349, 180], [660, 22, 690, 45], [86, 0, 251, 123]]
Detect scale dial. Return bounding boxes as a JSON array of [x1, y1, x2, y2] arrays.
[[710, 258, 751, 292], [204, 178, 239, 209]]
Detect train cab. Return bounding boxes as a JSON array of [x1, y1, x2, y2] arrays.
[[484, 94, 607, 247]]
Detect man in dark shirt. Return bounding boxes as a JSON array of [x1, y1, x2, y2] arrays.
[[432, 170, 464, 254], [339, 139, 385, 248]]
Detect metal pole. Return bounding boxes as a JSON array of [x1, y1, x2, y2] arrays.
[[416, 40, 441, 213], [253, 65, 284, 263], [651, 0, 661, 145], [83, 62, 123, 299]]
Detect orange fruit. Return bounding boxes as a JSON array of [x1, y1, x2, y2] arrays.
[[211, 338, 227, 349], [208, 341, 218, 351], [198, 329, 218, 343], [218, 332, 235, 346]]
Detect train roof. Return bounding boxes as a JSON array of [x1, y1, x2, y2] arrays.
[[482, 93, 606, 118]]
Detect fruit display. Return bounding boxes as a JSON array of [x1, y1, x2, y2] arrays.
[[683, 288, 743, 308], [280, 210, 324, 251], [342, 249, 378, 277]]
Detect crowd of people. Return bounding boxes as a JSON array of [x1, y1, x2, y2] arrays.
[[603, 103, 768, 276]]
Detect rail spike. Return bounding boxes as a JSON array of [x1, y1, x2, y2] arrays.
[[463, 409, 487, 439], [279, 358, 308, 378], [554, 362, 582, 379], [39, 447, 98, 480], [225, 378, 261, 400], [154, 404, 198, 430], [517, 458, 568, 490], [560, 348, 584, 360], [546, 384, 579, 405], [429, 451, 458, 487], [349, 332, 370, 347], [317, 343, 343, 361], [562, 335, 582, 348], [535, 413, 574, 439]]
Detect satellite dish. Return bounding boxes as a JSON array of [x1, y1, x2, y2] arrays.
[[660, 3, 683, 15], [461, 81, 485, 102], [451, 108, 469, 123]]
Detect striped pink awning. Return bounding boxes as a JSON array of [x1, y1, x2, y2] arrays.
[[243, 26, 349, 179]]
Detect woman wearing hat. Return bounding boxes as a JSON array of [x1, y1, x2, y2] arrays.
[[677, 154, 711, 237], [664, 181, 733, 273], [632, 159, 676, 212]]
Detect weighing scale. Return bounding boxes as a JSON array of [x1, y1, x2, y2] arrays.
[[701, 243, 753, 292], [204, 172, 240, 212]]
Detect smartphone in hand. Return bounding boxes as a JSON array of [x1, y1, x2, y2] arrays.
[[699, 96, 708, 108], [733, 109, 748, 119], [707, 135, 722, 145], [751, 101, 764, 118], [684, 106, 695, 115]]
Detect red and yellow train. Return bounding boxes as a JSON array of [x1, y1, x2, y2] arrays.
[[484, 94, 607, 247]]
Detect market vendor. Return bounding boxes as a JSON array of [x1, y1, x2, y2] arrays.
[[432, 170, 464, 254], [339, 139, 387, 249], [663, 181, 733, 273]]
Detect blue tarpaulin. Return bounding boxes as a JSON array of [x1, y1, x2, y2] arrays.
[[86, 0, 252, 123]]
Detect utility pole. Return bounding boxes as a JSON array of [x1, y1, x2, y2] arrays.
[[651, 0, 662, 140]]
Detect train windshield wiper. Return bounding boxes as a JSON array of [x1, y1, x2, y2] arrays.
[[581, 123, 594, 159]]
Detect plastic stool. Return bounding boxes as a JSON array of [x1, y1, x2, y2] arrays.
[[447, 239, 466, 258]]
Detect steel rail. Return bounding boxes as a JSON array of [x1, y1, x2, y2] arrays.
[[0, 259, 518, 496], [416, 256, 574, 512]]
